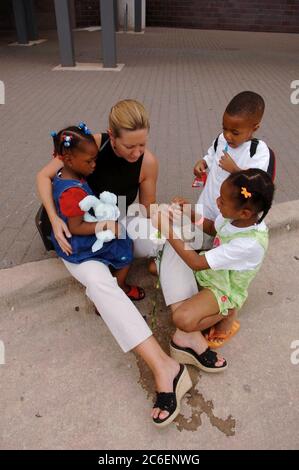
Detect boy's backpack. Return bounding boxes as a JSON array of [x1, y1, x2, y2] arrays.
[[213, 135, 276, 182]]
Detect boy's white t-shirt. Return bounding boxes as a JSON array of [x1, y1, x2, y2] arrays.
[[205, 214, 267, 272], [197, 133, 270, 221]]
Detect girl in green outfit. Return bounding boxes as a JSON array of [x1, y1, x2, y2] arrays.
[[152, 169, 274, 374]]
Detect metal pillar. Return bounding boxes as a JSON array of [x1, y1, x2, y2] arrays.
[[134, 0, 142, 33], [53, 0, 75, 67], [24, 0, 38, 41], [100, 0, 117, 68], [12, 0, 29, 44]]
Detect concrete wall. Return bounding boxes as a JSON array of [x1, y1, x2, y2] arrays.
[[146, 0, 299, 34]]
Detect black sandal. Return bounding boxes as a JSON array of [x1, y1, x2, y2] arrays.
[[170, 341, 227, 373], [152, 364, 192, 428]]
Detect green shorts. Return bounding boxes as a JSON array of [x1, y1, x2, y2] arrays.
[[195, 272, 247, 316]]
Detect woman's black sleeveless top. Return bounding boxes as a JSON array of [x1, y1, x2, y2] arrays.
[[87, 133, 144, 212]]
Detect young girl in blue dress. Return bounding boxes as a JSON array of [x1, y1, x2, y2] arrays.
[[51, 123, 134, 291]]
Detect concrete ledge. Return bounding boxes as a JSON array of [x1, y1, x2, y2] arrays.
[[266, 199, 299, 236], [9, 39, 47, 47], [52, 62, 125, 72], [0, 258, 76, 311], [73, 27, 101, 32], [117, 30, 145, 34]]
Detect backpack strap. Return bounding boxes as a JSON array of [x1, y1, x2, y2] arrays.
[[213, 134, 220, 153], [215, 136, 261, 159], [267, 148, 276, 182], [214, 134, 258, 155], [249, 139, 276, 182], [250, 138, 259, 158]]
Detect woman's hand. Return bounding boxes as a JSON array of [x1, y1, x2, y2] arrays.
[[171, 196, 190, 208], [52, 216, 72, 255], [151, 206, 174, 236], [170, 198, 195, 225], [193, 159, 207, 177]]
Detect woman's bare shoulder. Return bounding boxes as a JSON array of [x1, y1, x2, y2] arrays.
[[140, 148, 158, 181]]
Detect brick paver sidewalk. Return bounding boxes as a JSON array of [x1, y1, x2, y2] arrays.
[[0, 27, 298, 268]]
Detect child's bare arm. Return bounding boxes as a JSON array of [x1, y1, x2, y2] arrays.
[[168, 235, 210, 271], [67, 216, 97, 236], [193, 159, 208, 177], [194, 140, 216, 174], [202, 219, 217, 237], [67, 216, 119, 237], [154, 210, 210, 271]]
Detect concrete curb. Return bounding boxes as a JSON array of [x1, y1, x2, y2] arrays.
[[1, 200, 298, 309], [266, 199, 299, 235], [0, 258, 78, 311]]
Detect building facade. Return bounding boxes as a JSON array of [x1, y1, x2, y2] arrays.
[[146, 0, 299, 33], [1, 0, 299, 34]]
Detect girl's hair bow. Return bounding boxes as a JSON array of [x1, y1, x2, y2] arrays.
[[63, 135, 72, 147], [78, 121, 91, 135], [241, 187, 252, 199]]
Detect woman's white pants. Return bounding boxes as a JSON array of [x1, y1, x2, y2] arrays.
[[62, 216, 199, 352], [62, 258, 152, 353]]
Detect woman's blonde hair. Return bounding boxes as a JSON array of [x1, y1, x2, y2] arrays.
[[109, 99, 150, 137]]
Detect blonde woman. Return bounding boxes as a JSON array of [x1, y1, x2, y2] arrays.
[[36, 99, 192, 427]]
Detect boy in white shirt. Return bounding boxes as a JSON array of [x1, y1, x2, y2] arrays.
[[194, 91, 274, 228]]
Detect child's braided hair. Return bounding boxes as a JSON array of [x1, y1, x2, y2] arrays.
[[51, 122, 96, 158]]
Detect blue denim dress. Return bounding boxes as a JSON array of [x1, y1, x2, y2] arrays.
[[51, 175, 133, 267]]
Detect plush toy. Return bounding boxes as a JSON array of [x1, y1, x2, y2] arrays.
[[79, 191, 120, 252]]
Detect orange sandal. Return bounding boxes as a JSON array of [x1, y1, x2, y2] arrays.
[[125, 285, 145, 301], [205, 320, 240, 349]]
